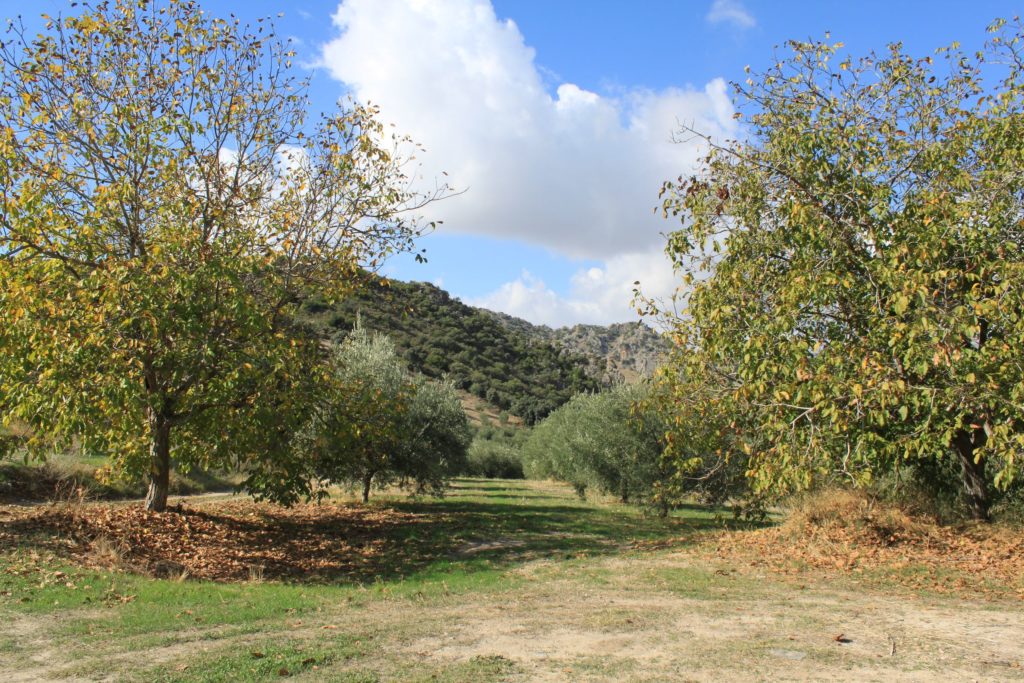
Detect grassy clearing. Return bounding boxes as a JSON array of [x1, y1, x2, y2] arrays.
[[1, 479, 1021, 682]]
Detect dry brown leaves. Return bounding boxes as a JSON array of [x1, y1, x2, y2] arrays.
[[0, 500, 441, 582], [705, 491, 1024, 599]]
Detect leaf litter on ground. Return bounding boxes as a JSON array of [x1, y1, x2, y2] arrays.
[[0, 499, 441, 582], [697, 490, 1024, 599]]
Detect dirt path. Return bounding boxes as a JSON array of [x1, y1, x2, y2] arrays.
[[5, 551, 1020, 682], [398, 554, 1024, 682], [2, 613, 83, 683]]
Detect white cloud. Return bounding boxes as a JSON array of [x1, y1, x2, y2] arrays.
[[218, 147, 239, 167], [315, 0, 740, 326], [319, 0, 737, 261], [468, 249, 678, 327], [706, 0, 756, 29], [275, 144, 308, 175]]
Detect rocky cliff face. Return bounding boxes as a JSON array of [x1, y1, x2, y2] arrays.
[[550, 322, 669, 384], [480, 312, 669, 385]]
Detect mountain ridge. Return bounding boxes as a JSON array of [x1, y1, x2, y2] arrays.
[[476, 309, 668, 385], [299, 278, 669, 423]]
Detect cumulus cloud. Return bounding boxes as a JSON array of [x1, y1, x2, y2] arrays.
[[706, 0, 756, 30], [468, 250, 679, 328], [319, 0, 735, 325], [320, 0, 736, 260]]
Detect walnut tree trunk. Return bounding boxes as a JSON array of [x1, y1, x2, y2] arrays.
[[361, 472, 374, 504], [953, 427, 991, 522], [144, 417, 172, 512]]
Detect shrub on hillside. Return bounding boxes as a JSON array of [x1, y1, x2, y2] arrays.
[[299, 279, 601, 424]]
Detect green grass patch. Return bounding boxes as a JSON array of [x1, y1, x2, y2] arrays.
[[0, 477, 769, 680], [0, 554, 125, 613], [69, 580, 335, 641], [138, 636, 364, 682]]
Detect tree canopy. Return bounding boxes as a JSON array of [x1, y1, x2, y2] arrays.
[[650, 21, 1024, 520], [522, 384, 669, 511], [303, 326, 471, 503], [0, 0, 442, 510]]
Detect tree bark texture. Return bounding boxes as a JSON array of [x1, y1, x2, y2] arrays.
[[953, 427, 991, 522], [145, 417, 172, 512], [361, 472, 374, 503]]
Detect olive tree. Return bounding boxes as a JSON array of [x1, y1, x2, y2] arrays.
[[523, 384, 669, 511], [396, 377, 472, 496], [307, 328, 409, 503], [0, 0, 444, 510], [305, 327, 470, 502], [649, 22, 1024, 520]]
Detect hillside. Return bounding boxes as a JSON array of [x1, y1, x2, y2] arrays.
[[298, 279, 669, 424], [299, 280, 599, 424]]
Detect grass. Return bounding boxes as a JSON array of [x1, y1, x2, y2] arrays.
[[354, 479, 751, 583], [136, 636, 366, 682], [0, 479, 755, 680], [1, 478, 1021, 682]]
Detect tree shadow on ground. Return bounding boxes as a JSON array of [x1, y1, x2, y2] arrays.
[[0, 478, 766, 585]]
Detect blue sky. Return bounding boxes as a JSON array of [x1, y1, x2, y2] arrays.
[[11, 0, 1023, 326]]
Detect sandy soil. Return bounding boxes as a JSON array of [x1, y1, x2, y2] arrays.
[[4, 551, 1021, 682], [399, 554, 1024, 682]]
